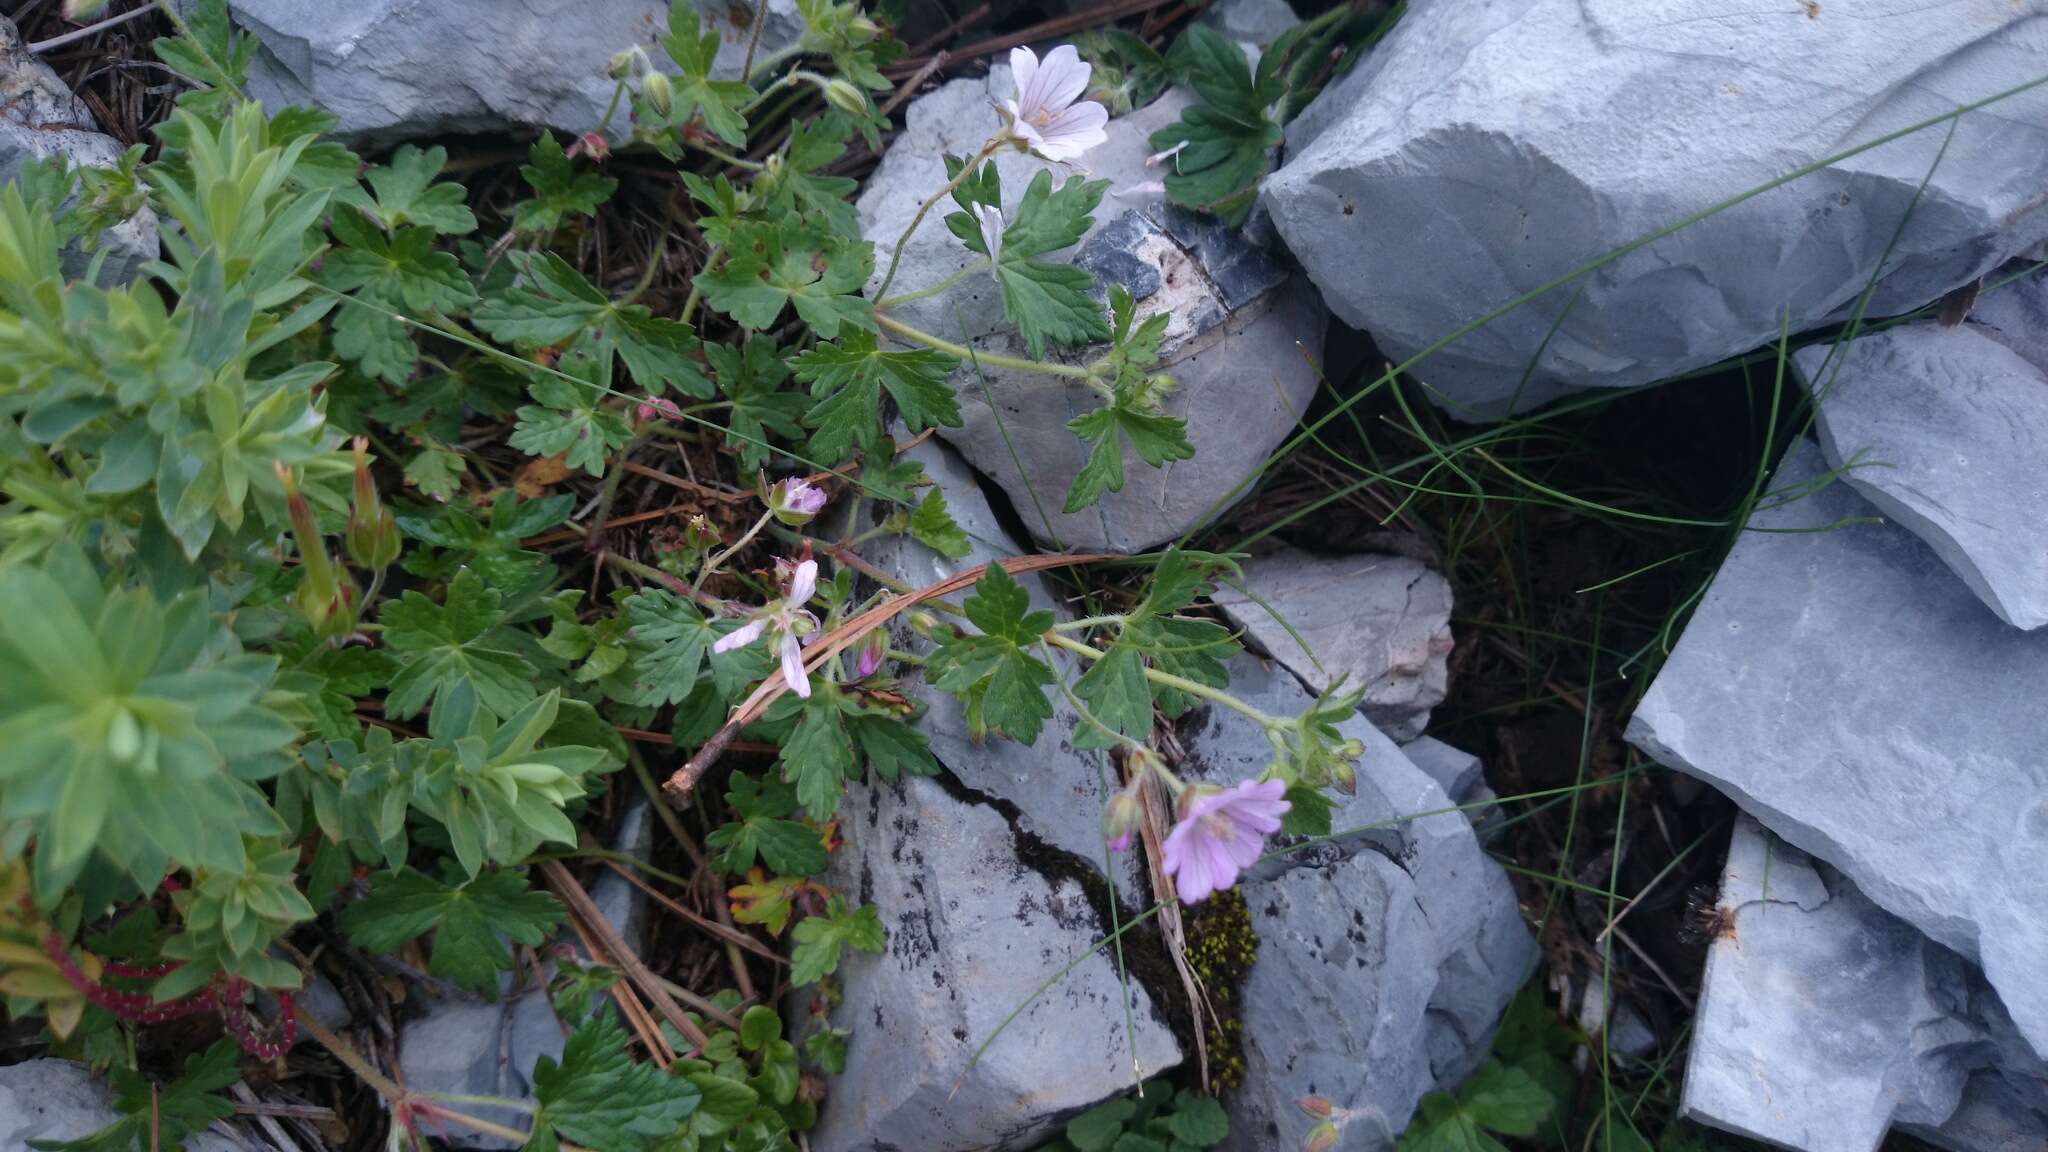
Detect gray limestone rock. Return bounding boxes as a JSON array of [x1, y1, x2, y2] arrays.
[[1263, 0, 2048, 418], [858, 430, 1149, 905], [1797, 322, 2048, 629], [0, 1060, 241, 1152], [0, 17, 158, 285], [1683, 816, 2048, 1152], [1626, 438, 2048, 1055], [396, 801, 657, 1147], [1214, 549, 1454, 740], [805, 774, 1182, 1152], [1178, 656, 1532, 1151], [860, 76, 1324, 552], [1401, 735, 1503, 842], [220, 0, 798, 142], [1202, 0, 1301, 47]]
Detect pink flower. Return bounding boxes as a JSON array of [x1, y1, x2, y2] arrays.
[[1000, 45, 1109, 162], [712, 558, 820, 697], [767, 477, 828, 525], [973, 201, 1006, 269], [1160, 778, 1290, 903], [637, 396, 682, 422]]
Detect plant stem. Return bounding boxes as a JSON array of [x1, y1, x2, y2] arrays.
[[681, 244, 722, 325], [694, 508, 774, 594], [875, 314, 1092, 380], [741, 0, 771, 79], [872, 141, 1000, 300], [1049, 613, 1127, 633], [693, 141, 763, 171], [874, 259, 989, 311], [418, 1092, 538, 1115], [1045, 633, 1282, 727], [745, 42, 807, 86]]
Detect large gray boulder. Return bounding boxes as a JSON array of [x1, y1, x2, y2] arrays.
[[1263, 0, 2048, 417], [1684, 815, 2048, 1152], [220, 0, 797, 142], [1798, 319, 2048, 630], [1213, 549, 1453, 740], [1178, 656, 1532, 1151], [861, 75, 1324, 552], [805, 773, 1182, 1151], [0, 1060, 241, 1152], [1626, 438, 2048, 1056], [0, 17, 157, 285]]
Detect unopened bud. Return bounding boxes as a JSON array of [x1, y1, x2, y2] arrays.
[[606, 47, 640, 79], [1295, 1095, 1333, 1120], [1331, 757, 1356, 796], [637, 396, 683, 423], [569, 131, 612, 163], [853, 632, 885, 679], [822, 77, 869, 118], [1302, 1122, 1340, 1152], [848, 14, 881, 38], [278, 462, 358, 640], [1103, 777, 1144, 853], [766, 477, 828, 526], [908, 611, 939, 638], [642, 70, 674, 116], [345, 438, 401, 571]]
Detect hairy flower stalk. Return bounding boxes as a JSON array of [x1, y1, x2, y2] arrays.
[[345, 438, 400, 571], [277, 462, 357, 640]]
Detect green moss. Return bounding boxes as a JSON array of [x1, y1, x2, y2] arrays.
[[1182, 887, 1258, 1092]]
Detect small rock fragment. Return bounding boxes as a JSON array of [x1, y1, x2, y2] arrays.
[[1626, 438, 2048, 1055], [1683, 816, 2048, 1152], [0, 16, 157, 285], [0, 1060, 241, 1152], [1401, 735, 1503, 842], [1214, 549, 1454, 740], [1798, 311, 2048, 630]]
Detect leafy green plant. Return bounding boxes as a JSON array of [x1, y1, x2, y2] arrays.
[[1039, 1081, 1230, 1152]]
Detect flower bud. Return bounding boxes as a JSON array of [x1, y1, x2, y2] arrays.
[[606, 47, 641, 79], [908, 610, 939, 638], [345, 438, 401, 571], [766, 477, 828, 526], [637, 395, 683, 423], [1302, 1122, 1340, 1152], [822, 77, 869, 118], [642, 70, 674, 117], [570, 131, 612, 163], [849, 14, 881, 38], [1330, 757, 1356, 796], [1295, 1095, 1333, 1120], [1103, 777, 1144, 853], [278, 462, 359, 640], [853, 632, 885, 679]]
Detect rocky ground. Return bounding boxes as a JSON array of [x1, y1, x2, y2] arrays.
[[2, 0, 2045, 1150]]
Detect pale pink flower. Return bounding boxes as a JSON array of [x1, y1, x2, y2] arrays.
[[1000, 45, 1109, 162], [1160, 778, 1290, 903], [712, 558, 820, 697], [767, 477, 827, 525]]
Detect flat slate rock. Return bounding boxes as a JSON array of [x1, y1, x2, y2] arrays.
[[803, 774, 1181, 1152], [1798, 321, 2048, 629], [1263, 0, 2048, 417], [221, 0, 796, 142], [1179, 656, 1532, 1150], [1213, 549, 1453, 740], [0, 1060, 242, 1152], [859, 75, 1323, 552], [1626, 438, 2048, 1056], [1684, 816, 2048, 1152]]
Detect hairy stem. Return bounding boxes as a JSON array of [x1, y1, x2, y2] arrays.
[[872, 141, 1000, 300], [875, 258, 990, 311], [1045, 633, 1282, 727], [694, 508, 775, 594], [875, 314, 1092, 379]]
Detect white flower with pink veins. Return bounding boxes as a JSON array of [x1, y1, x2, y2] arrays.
[[1000, 45, 1109, 163]]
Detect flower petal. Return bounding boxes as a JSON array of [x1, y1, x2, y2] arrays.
[[781, 632, 811, 698], [1032, 44, 1092, 115], [788, 559, 817, 608], [1008, 46, 1041, 110], [712, 618, 764, 653]]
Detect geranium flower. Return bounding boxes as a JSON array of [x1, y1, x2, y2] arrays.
[[767, 477, 827, 525], [999, 45, 1109, 162], [713, 558, 820, 698], [1160, 777, 1290, 903]]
